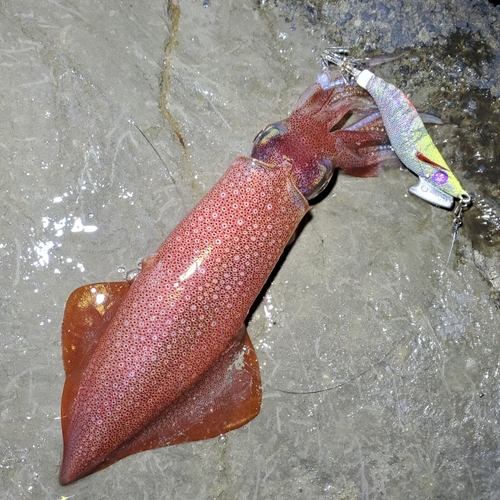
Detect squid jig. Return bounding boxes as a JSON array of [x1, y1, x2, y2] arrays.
[[320, 47, 472, 262]]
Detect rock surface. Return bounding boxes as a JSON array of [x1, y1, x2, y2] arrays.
[[1, 0, 499, 498]]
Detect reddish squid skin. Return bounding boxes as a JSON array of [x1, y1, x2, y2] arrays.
[[60, 75, 391, 484]]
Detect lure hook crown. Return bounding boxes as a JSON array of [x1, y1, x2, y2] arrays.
[[321, 47, 362, 81]]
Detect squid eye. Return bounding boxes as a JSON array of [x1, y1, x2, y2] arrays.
[[252, 121, 287, 148]]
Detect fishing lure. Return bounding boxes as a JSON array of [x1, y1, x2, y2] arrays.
[[321, 48, 472, 208], [59, 67, 394, 484], [321, 48, 472, 262]]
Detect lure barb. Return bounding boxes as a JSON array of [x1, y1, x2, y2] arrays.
[[321, 47, 362, 80], [321, 47, 364, 83], [321, 47, 472, 211]]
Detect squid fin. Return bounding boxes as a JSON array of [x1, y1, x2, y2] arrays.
[[94, 326, 261, 473], [60, 283, 262, 477], [61, 282, 131, 440]]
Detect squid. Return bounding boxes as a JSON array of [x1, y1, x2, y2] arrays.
[[59, 66, 394, 484]]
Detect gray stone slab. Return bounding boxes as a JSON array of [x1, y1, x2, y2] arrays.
[[1, 0, 499, 498]]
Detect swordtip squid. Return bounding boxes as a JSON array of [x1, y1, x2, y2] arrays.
[[59, 58, 396, 484]]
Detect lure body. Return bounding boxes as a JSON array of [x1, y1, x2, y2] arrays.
[[321, 48, 471, 209], [356, 69, 468, 208], [60, 72, 393, 484]]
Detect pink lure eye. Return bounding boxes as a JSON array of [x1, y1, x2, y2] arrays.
[[433, 170, 448, 185]]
